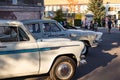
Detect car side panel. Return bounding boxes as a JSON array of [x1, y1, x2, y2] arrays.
[[36, 40, 84, 74], [0, 41, 39, 79]]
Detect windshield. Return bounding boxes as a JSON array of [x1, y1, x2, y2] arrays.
[[57, 22, 66, 31]]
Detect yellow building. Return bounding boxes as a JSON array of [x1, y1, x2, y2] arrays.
[[45, 0, 120, 17], [45, 0, 120, 5]]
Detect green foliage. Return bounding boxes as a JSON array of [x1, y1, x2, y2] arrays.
[[88, 0, 105, 26], [53, 9, 64, 22]]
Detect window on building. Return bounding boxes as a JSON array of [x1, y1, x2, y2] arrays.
[[108, 7, 114, 11], [0, 0, 43, 6], [22, 0, 43, 6]]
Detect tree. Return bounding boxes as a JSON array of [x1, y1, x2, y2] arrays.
[[88, 0, 105, 26], [53, 9, 66, 22]]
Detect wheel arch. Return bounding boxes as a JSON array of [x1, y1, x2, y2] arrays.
[[80, 40, 90, 47], [48, 54, 77, 73]]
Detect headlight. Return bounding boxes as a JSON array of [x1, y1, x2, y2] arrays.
[[89, 34, 97, 41], [95, 32, 103, 41]]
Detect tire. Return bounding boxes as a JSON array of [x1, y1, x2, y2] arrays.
[[81, 44, 89, 56], [50, 56, 76, 80]]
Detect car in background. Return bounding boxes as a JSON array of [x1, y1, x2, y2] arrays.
[[21, 19, 103, 56]]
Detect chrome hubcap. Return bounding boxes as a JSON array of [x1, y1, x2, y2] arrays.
[[56, 62, 73, 79]]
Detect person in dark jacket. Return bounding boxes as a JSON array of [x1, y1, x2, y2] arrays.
[[107, 18, 112, 33]]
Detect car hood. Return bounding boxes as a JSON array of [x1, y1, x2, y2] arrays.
[[67, 29, 96, 36], [37, 38, 84, 49]]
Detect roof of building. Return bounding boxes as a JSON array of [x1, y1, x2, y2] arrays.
[[44, 0, 89, 5], [104, 0, 120, 4], [45, 0, 120, 5]]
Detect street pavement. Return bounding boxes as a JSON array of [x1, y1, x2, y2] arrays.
[[72, 27, 120, 80]]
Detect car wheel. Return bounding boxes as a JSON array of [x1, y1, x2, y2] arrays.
[[50, 56, 76, 80], [81, 44, 89, 56]]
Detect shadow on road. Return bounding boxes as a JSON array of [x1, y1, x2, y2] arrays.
[[72, 31, 120, 80]]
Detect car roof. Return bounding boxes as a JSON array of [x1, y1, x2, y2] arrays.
[[0, 20, 23, 27], [21, 19, 56, 24]]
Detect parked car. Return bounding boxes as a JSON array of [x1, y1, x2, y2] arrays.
[[0, 20, 86, 80], [21, 19, 103, 56]]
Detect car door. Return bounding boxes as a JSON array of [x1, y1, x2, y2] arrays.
[[41, 21, 68, 38], [0, 26, 39, 78]]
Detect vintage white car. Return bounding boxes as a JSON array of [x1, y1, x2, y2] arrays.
[[0, 20, 86, 80], [21, 19, 103, 56]]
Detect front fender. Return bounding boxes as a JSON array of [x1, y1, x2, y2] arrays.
[[39, 41, 84, 74], [78, 35, 96, 47]]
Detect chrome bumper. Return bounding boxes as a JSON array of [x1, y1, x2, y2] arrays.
[[80, 55, 87, 65], [80, 59, 87, 64], [91, 39, 102, 47]]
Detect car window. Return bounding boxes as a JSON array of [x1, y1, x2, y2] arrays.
[[0, 26, 18, 42], [43, 23, 50, 32], [24, 23, 41, 39], [18, 27, 29, 41], [50, 23, 61, 32], [24, 23, 41, 33], [43, 23, 61, 32], [0, 26, 29, 42]]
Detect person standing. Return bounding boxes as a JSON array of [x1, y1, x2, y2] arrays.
[[90, 21, 94, 30], [63, 21, 67, 29], [114, 19, 117, 27], [84, 18, 88, 29], [107, 18, 112, 33], [94, 21, 98, 31]]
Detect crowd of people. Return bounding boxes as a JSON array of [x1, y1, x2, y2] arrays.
[[82, 18, 98, 31], [59, 17, 119, 34], [82, 17, 119, 33]]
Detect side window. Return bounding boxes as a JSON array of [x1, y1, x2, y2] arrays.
[[24, 23, 41, 39], [24, 23, 40, 33], [0, 26, 29, 42], [43, 23, 51, 32], [0, 26, 18, 42], [43, 23, 61, 32], [18, 27, 29, 41]]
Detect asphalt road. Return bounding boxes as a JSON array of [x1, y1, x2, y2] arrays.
[[72, 27, 120, 80], [5, 27, 120, 80]]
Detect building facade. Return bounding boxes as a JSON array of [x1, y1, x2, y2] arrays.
[[44, 0, 120, 18], [0, 0, 44, 20]]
